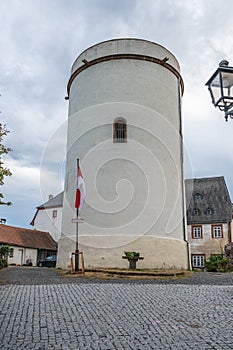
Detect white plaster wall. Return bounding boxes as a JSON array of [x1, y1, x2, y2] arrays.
[[7, 246, 37, 266], [57, 236, 76, 270], [188, 223, 229, 257], [69, 60, 181, 128], [33, 207, 62, 242], [58, 39, 187, 270], [57, 236, 188, 270], [25, 248, 38, 266], [7, 246, 24, 265], [71, 38, 180, 74]]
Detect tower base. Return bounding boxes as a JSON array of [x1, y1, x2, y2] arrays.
[[57, 235, 189, 270]]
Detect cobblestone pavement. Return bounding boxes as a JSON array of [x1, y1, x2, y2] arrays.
[[0, 268, 233, 349]]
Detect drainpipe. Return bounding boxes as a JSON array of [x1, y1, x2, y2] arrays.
[[228, 221, 231, 243], [178, 77, 191, 270]]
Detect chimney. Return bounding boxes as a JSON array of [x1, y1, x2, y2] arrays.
[[0, 218, 6, 224], [48, 194, 53, 201]]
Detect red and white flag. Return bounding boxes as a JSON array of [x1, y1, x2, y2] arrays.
[[75, 166, 86, 212]]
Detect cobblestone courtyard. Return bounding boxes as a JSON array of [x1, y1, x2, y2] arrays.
[[0, 268, 233, 349]]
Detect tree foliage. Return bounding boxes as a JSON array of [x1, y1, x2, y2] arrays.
[[0, 123, 12, 205], [0, 245, 13, 258], [0, 245, 13, 268]]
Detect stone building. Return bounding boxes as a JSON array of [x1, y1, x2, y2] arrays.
[[185, 176, 232, 269], [57, 38, 189, 269]]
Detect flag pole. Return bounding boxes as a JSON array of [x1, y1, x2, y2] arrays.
[[75, 158, 79, 272]]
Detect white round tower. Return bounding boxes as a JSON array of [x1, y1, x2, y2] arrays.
[[57, 38, 188, 269]]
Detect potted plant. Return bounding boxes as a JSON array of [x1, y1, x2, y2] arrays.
[[122, 251, 144, 269]]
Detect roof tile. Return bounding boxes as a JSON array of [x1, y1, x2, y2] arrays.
[[185, 176, 232, 224], [0, 224, 57, 250]]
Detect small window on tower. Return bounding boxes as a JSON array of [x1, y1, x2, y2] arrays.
[[113, 118, 127, 143], [52, 210, 57, 218]]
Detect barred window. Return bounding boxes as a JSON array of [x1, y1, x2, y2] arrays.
[[113, 118, 127, 143]]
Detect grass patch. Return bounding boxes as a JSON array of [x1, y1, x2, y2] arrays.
[[56, 268, 193, 281]]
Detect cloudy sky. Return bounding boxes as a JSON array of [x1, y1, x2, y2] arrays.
[[1, 0, 233, 228]]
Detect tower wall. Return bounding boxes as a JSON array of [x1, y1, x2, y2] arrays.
[[57, 38, 188, 270]]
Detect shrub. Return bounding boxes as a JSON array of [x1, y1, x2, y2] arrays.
[[0, 259, 7, 269], [0, 245, 12, 259], [124, 251, 140, 258], [206, 254, 229, 272]]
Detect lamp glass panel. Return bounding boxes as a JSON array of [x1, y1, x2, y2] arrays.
[[220, 71, 233, 107], [210, 85, 221, 104], [210, 72, 221, 88], [221, 71, 233, 89]]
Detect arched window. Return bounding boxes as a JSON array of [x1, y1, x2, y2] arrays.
[[113, 118, 127, 143]]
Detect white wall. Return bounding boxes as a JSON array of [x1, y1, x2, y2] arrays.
[[7, 246, 38, 266], [33, 207, 62, 242], [58, 39, 187, 269]]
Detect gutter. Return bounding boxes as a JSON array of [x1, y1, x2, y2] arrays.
[[178, 76, 191, 270]]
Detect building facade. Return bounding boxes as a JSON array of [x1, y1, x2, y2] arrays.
[[30, 193, 63, 242], [0, 224, 57, 266], [57, 38, 189, 269], [185, 177, 232, 269]]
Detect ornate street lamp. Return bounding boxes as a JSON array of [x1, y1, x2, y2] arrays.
[[206, 60, 233, 121]]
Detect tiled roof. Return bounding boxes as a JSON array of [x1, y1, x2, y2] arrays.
[[37, 192, 64, 209], [185, 176, 232, 225], [0, 224, 57, 250]]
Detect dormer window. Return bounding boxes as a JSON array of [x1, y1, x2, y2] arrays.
[[206, 208, 213, 216], [193, 208, 200, 216], [194, 192, 202, 201], [113, 118, 127, 143]]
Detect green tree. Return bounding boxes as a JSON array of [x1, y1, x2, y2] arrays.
[[0, 123, 12, 205], [0, 245, 13, 268]]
